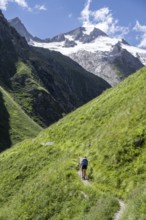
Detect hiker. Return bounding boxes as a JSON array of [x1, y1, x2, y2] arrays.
[[80, 157, 88, 180]]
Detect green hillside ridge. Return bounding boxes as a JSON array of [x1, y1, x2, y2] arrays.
[[11, 60, 50, 124], [0, 67, 146, 219], [0, 86, 42, 152], [16, 61, 48, 92]]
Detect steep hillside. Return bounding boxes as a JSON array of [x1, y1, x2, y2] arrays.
[[0, 11, 110, 127], [0, 67, 146, 219], [0, 86, 42, 152]]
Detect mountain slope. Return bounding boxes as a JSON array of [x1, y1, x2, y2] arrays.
[[0, 67, 146, 219], [0, 11, 110, 127], [0, 86, 42, 152]]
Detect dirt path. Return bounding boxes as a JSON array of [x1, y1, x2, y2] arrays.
[[77, 170, 91, 186], [113, 200, 126, 220]]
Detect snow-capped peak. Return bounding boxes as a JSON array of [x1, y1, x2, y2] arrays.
[[9, 16, 146, 66], [82, 25, 95, 35], [44, 26, 107, 45], [66, 26, 107, 42], [31, 26, 146, 66]]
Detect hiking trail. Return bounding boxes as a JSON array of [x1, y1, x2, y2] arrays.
[[113, 200, 126, 220], [77, 170, 91, 186], [78, 157, 125, 219]]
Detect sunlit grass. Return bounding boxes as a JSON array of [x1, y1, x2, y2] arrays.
[[0, 67, 146, 219]]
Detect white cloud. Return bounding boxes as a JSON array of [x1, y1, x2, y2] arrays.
[[68, 13, 73, 18], [0, 0, 8, 10], [80, 0, 129, 37], [80, 0, 91, 28], [133, 21, 146, 48], [15, 0, 28, 8], [35, 4, 47, 11], [0, 0, 31, 11], [0, 0, 48, 12]]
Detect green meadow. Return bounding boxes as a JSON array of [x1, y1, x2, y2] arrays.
[[0, 67, 146, 219]]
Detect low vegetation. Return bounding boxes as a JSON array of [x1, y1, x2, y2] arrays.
[[0, 86, 42, 151], [11, 60, 50, 125], [0, 67, 146, 219]]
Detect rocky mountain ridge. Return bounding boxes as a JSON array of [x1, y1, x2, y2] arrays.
[[9, 17, 43, 43]]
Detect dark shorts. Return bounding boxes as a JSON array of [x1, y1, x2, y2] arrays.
[[82, 165, 87, 169]]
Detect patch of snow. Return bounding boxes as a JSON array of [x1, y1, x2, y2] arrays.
[[31, 36, 120, 56], [122, 44, 146, 65], [31, 40, 64, 50], [83, 25, 94, 35], [65, 34, 74, 41]]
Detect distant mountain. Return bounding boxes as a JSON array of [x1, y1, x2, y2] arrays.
[[0, 11, 110, 130], [10, 17, 146, 86], [31, 27, 145, 86], [0, 66, 146, 219]]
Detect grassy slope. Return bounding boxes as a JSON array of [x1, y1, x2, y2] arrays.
[[11, 60, 50, 124], [0, 67, 146, 219], [0, 86, 42, 151]]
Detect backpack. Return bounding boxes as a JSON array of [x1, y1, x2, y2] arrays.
[[81, 158, 88, 166]]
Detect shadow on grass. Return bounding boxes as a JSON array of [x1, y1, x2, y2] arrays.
[[0, 91, 11, 152]]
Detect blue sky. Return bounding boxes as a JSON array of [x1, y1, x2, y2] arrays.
[[1, 0, 146, 48]]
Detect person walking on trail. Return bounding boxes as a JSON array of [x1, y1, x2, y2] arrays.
[[80, 157, 88, 180]]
